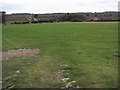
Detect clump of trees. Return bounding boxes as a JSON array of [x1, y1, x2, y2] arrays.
[[10, 13, 88, 25], [58, 13, 87, 22]]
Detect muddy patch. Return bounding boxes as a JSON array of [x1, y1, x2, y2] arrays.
[[113, 55, 120, 58], [0, 49, 40, 60]]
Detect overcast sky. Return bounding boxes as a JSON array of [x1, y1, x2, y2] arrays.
[[0, 0, 119, 14]]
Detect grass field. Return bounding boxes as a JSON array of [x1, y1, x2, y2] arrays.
[[2, 22, 118, 88]]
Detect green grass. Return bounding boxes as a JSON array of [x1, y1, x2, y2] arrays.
[[2, 22, 118, 88]]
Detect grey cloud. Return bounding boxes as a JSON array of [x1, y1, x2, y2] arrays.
[[0, 3, 24, 11]]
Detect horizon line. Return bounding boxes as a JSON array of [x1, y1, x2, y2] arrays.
[[2, 10, 118, 14]]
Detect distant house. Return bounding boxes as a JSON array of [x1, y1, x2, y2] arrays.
[[90, 17, 100, 21]]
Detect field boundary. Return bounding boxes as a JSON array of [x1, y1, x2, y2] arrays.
[[53, 22, 118, 24]]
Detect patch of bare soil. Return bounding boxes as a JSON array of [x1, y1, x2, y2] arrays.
[[113, 55, 120, 58], [0, 49, 40, 60]]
